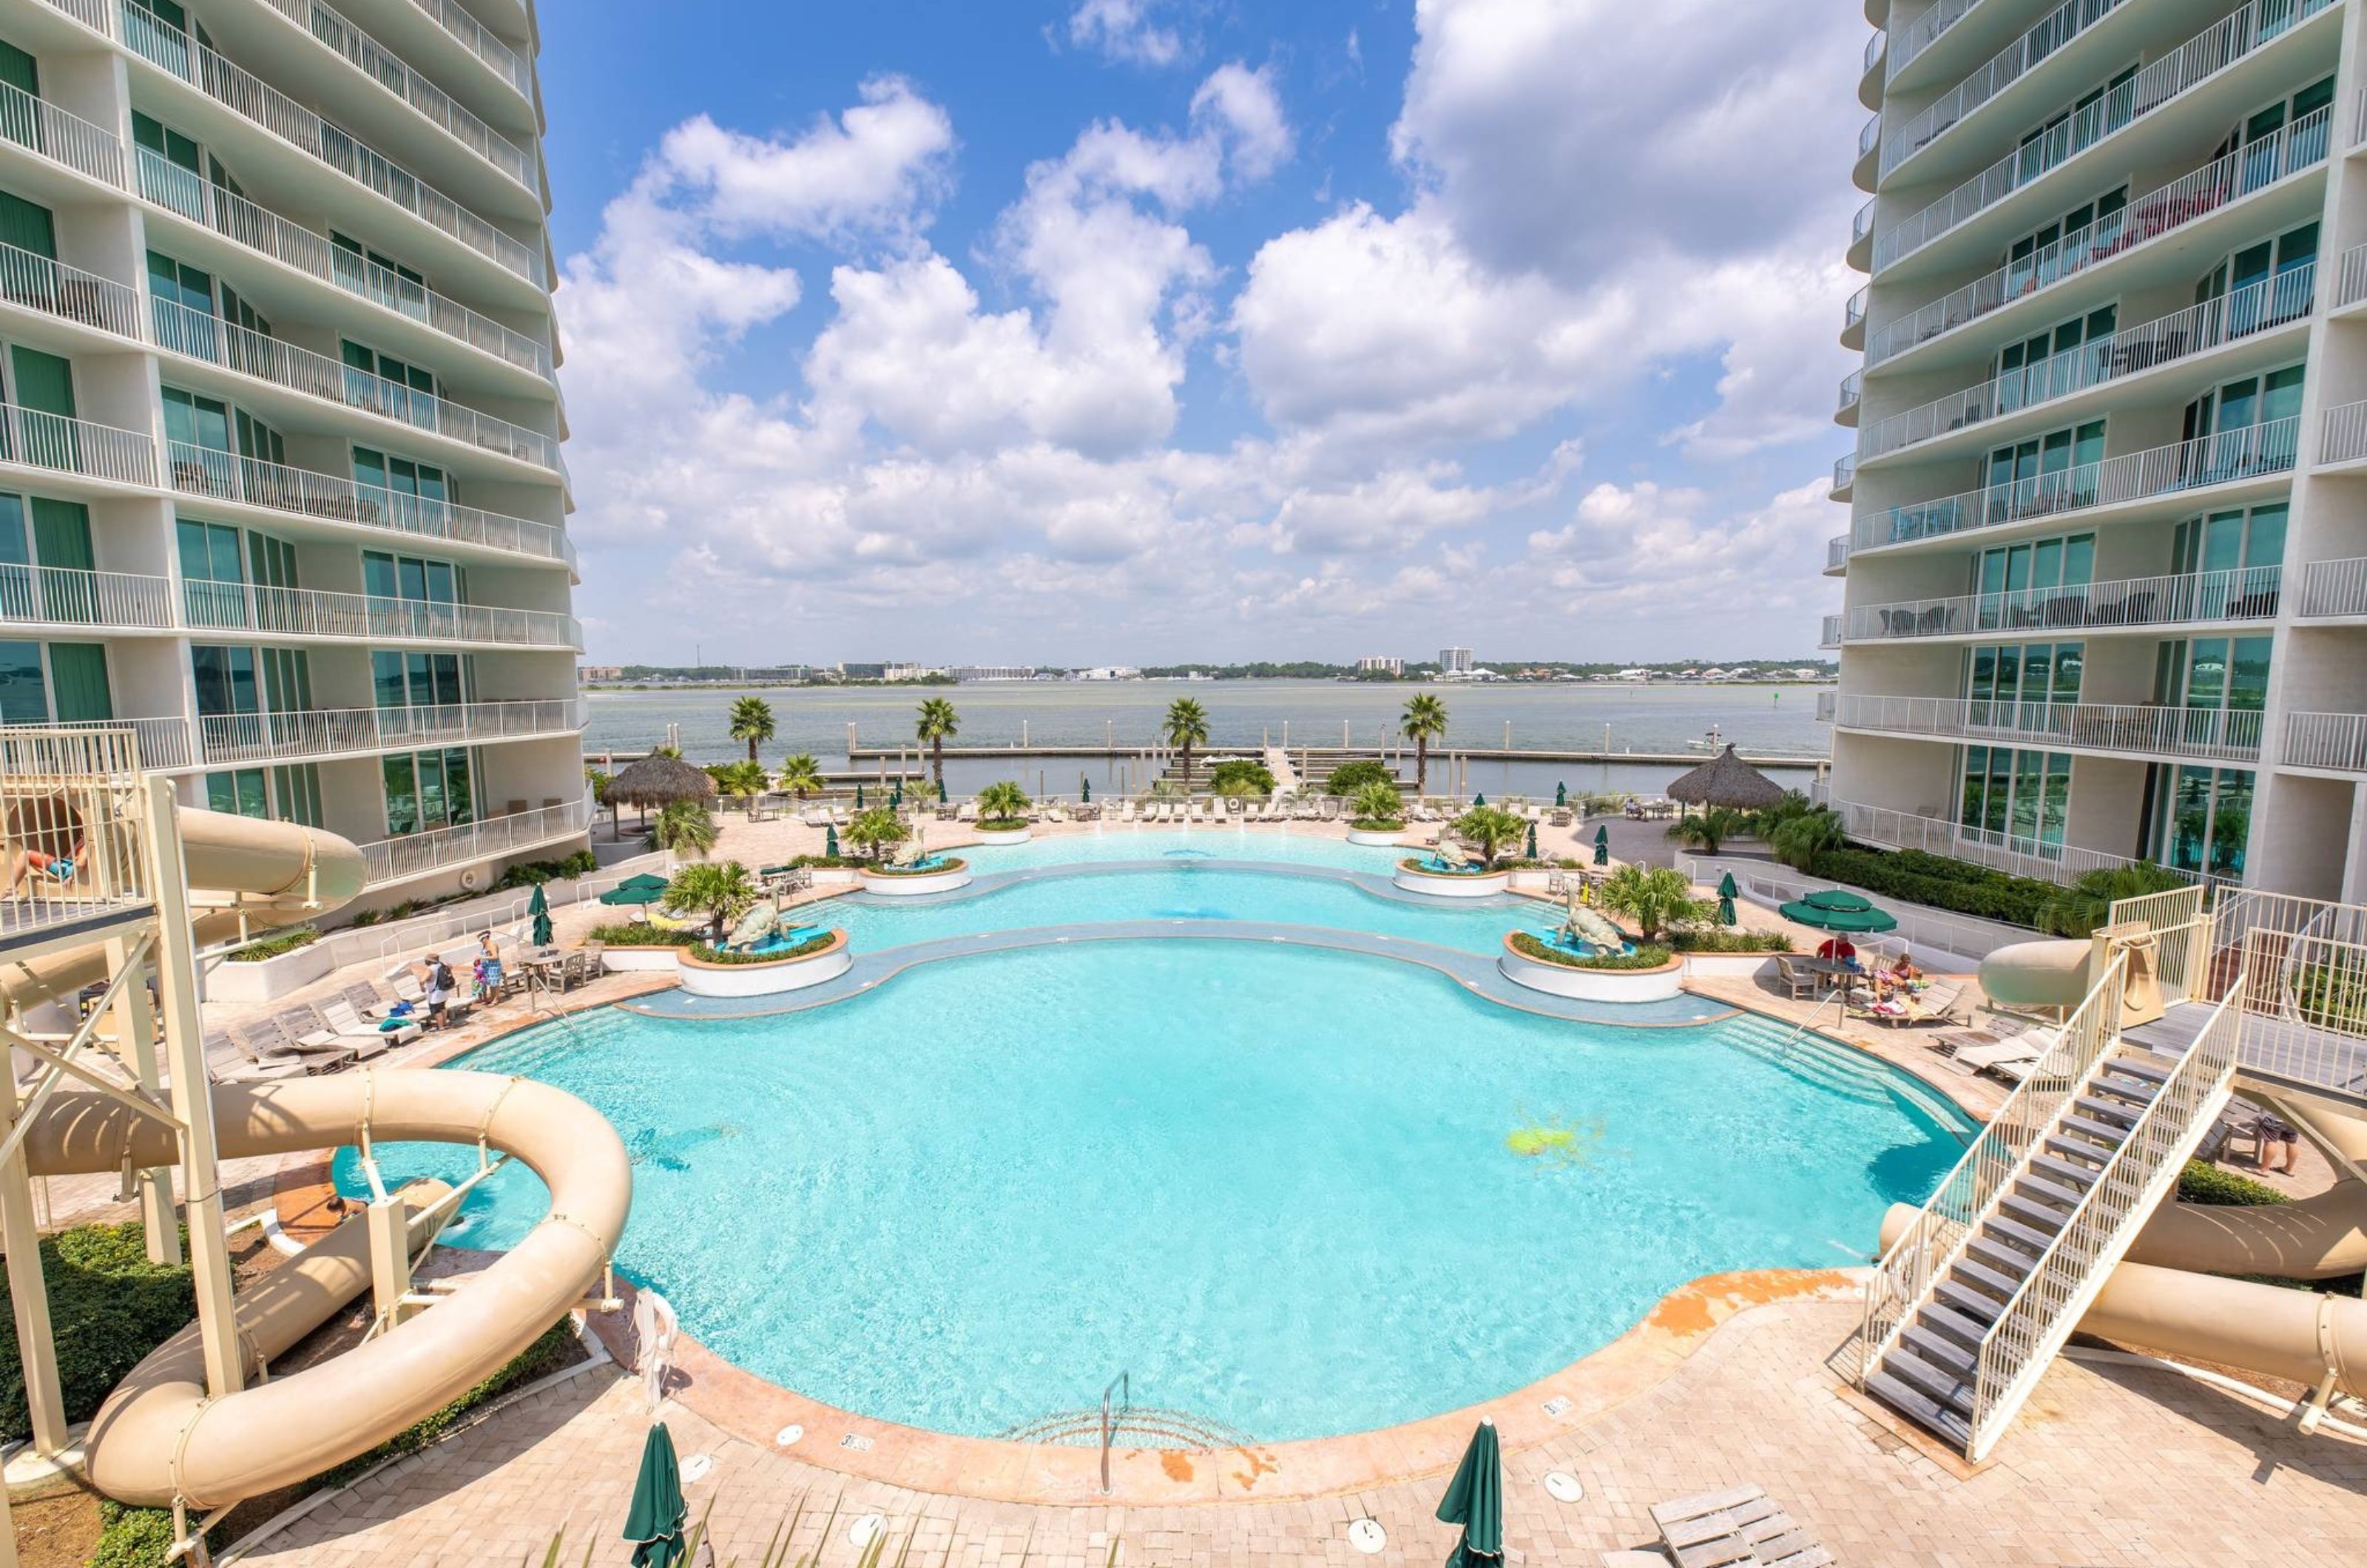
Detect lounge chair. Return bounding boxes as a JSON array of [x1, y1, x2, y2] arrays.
[[1951, 1030, 2054, 1079], [273, 1004, 384, 1062], [1650, 1484, 1829, 1568], [1118, 800, 1136, 822], [321, 998, 419, 1049], [1872, 981, 1970, 1029], [232, 1016, 351, 1074], [208, 1028, 305, 1082]]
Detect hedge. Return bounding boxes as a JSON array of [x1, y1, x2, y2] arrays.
[[1349, 818, 1404, 832], [1806, 847, 2060, 928], [0, 1223, 193, 1444], [1323, 760, 1394, 795], [495, 850, 598, 890], [1668, 928, 1794, 953], [862, 857, 966, 875], [689, 932, 837, 965], [2177, 1160, 2289, 1206], [976, 817, 1029, 831], [1508, 932, 1672, 970], [223, 925, 320, 962]]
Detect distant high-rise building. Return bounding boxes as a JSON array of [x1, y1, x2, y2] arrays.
[[1439, 647, 1474, 674], [1357, 655, 1403, 675]]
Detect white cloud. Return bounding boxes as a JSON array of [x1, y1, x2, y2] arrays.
[[1191, 63, 1294, 183], [1066, 0, 1188, 67], [655, 78, 956, 245]]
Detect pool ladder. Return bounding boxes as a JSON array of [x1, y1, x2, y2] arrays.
[[1780, 986, 1847, 1055], [1100, 1371, 1128, 1493]]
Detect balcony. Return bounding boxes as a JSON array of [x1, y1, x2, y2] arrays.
[[0, 405, 160, 490], [1844, 565, 2280, 641], [1851, 418, 2298, 555], [2297, 558, 2367, 618], [1866, 107, 2330, 365], [1837, 369, 1863, 424], [1888, 0, 1981, 84], [181, 578, 581, 649], [0, 565, 177, 632], [1849, 197, 1877, 268], [1, 715, 195, 771], [0, 78, 128, 191], [1873, 0, 2326, 274], [35, 0, 545, 288], [1833, 453, 1857, 499], [404, 0, 534, 104], [359, 796, 591, 888], [150, 297, 559, 473], [1833, 692, 2263, 763], [1861, 31, 1887, 110], [251, 0, 538, 196], [0, 726, 155, 945], [1820, 614, 1843, 650], [1831, 797, 2169, 887], [2284, 712, 2367, 772], [1883, 0, 2132, 180], [1857, 266, 2314, 463], [1827, 533, 1852, 573], [0, 237, 146, 340], [2318, 399, 2367, 467], [168, 443, 572, 568], [1843, 285, 1868, 349], [1816, 689, 1838, 722], [135, 150, 550, 379], [197, 697, 583, 766]]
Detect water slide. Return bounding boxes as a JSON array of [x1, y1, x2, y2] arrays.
[[2, 802, 632, 1509]]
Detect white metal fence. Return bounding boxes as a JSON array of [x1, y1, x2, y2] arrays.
[[407, 0, 533, 101], [1883, 0, 2130, 177], [0, 76, 127, 189], [0, 565, 176, 631], [197, 698, 584, 766], [1888, 0, 1978, 81], [2281, 711, 2367, 772], [1844, 564, 2280, 641], [357, 797, 592, 888], [1830, 798, 2177, 887], [0, 725, 154, 941], [1834, 693, 2264, 763], [167, 444, 568, 566], [1683, 854, 2027, 964], [0, 237, 144, 339], [0, 405, 159, 488]]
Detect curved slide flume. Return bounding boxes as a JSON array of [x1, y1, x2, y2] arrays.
[[5, 803, 632, 1510]]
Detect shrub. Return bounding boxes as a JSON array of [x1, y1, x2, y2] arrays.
[[786, 854, 851, 869], [1600, 864, 1710, 940], [1667, 928, 1794, 953], [90, 1501, 191, 1568], [2035, 861, 2192, 939], [689, 931, 837, 965], [2177, 1160, 2289, 1206], [495, 850, 598, 891], [1509, 932, 1672, 970], [223, 925, 319, 962], [665, 862, 758, 942], [0, 1223, 194, 1444], [845, 806, 908, 860], [1210, 759, 1277, 796], [1323, 760, 1393, 796], [1451, 805, 1527, 865], [1807, 848, 2060, 928], [588, 922, 692, 947], [1348, 779, 1402, 830], [865, 856, 965, 876], [652, 800, 718, 858], [976, 780, 1031, 827]]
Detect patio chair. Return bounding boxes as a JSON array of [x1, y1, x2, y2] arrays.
[[321, 998, 419, 1050], [1650, 1484, 1829, 1568], [232, 1016, 352, 1074], [1773, 954, 1819, 1001]]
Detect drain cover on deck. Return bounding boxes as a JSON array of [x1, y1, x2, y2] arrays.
[[1347, 1519, 1387, 1555], [1544, 1470, 1584, 1503]]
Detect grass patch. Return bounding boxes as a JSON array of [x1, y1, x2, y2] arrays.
[[2178, 1160, 2289, 1206], [1508, 931, 1672, 970], [689, 932, 837, 965], [588, 922, 694, 947], [223, 925, 320, 963]]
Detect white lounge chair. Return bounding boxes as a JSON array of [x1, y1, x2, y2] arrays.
[[1119, 800, 1136, 822], [323, 998, 421, 1049], [1650, 1484, 1829, 1568]]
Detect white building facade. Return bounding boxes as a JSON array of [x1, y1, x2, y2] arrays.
[[1827, 0, 2367, 900], [1438, 646, 1473, 674], [0, 0, 584, 902]]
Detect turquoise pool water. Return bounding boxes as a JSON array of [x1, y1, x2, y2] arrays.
[[342, 940, 1971, 1444], [967, 827, 1391, 871]]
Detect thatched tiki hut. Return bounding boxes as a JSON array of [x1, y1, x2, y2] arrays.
[[1665, 744, 1786, 814], [607, 754, 718, 833]]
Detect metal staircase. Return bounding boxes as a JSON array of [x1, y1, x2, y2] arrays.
[[1859, 896, 2246, 1460]]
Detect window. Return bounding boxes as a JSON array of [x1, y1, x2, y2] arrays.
[[2148, 766, 2253, 876], [207, 763, 321, 826], [382, 746, 474, 837], [234, 409, 283, 466], [130, 111, 200, 178], [1967, 641, 2082, 710], [177, 517, 247, 627], [371, 649, 462, 708], [2170, 504, 2285, 615], [1982, 419, 2105, 518], [0, 640, 109, 725], [0, 639, 44, 724], [331, 232, 428, 317], [2002, 186, 2127, 293], [362, 549, 462, 606], [190, 644, 258, 717], [340, 339, 436, 428], [273, 763, 322, 827], [1971, 533, 2094, 629], [1959, 747, 2074, 852], [161, 385, 230, 453], [146, 248, 216, 359], [247, 530, 297, 589], [351, 447, 450, 518], [204, 768, 268, 819]]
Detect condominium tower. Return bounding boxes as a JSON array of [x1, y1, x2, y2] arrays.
[[0, 0, 584, 903], [1826, 0, 2367, 900]]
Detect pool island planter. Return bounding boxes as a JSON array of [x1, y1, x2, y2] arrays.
[[1497, 933, 1684, 1001], [676, 930, 853, 998], [1392, 858, 1511, 897], [1345, 826, 1404, 848], [970, 825, 1033, 846], [855, 859, 974, 897], [601, 942, 695, 974]]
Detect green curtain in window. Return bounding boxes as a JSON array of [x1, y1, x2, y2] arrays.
[[29, 496, 90, 569], [0, 191, 55, 260], [0, 39, 39, 98], [9, 345, 73, 419], [46, 641, 108, 721]]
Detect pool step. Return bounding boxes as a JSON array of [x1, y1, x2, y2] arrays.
[[997, 1403, 1255, 1451]]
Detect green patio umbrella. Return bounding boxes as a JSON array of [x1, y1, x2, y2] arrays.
[[622, 1422, 688, 1568], [1525, 822, 1538, 859], [598, 873, 669, 908], [1473, 793, 1485, 807], [1081, 777, 1091, 803], [1592, 825, 1609, 866], [937, 777, 948, 804], [856, 784, 865, 809], [891, 784, 902, 808], [1777, 886, 1899, 933], [1435, 1419, 1503, 1567], [1717, 870, 1739, 927], [527, 882, 553, 947], [1555, 780, 1567, 807], [824, 825, 840, 858]]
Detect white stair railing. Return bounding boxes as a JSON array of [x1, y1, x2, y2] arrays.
[[1965, 980, 2245, 1459]]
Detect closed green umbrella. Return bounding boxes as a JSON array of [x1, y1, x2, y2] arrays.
[[1592, 825, 1609, 866], [1777, 887, 1898, 933], [622, 1422, 688, 1568], [1717, 871, 1739, 927], [856, 784, 865, 809], [1525, 822, 1538, 859], [1081, 777, 1091, 803], [527, 882, 553, 947], [1435, 1419, 1503, 1567], [937, 777, 948, 804], [891, 785, 902, 808], [1473, 793, 1485, 807], [825, 825, 840, 858], [1555, 780, 1567, 806]]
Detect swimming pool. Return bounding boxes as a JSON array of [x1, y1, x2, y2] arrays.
[[964, 827, 1391, 871], [344, 939, 1973, 1444]]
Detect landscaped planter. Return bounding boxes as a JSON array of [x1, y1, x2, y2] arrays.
[[676, 930, 852, 998], [856, 859, 973, 897], [601, 944, 692, 974], [1392, 858, 1512, 897], [1678, 952, 1783, 979], [1498, 933, 1684, 1001], [200, 940, 335, 1004], [1345, 826, 1403, 847], [810, 867, 860, 886], [971, 825, 1033, 846]]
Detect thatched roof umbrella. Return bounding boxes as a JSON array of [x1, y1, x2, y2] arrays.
[[1665, 744, 1786, 814], [609, 754, 717, 831]]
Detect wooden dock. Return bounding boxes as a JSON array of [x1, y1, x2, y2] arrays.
[[838, 743, 1826, 769]]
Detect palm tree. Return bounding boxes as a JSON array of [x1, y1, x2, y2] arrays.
[[1769, 808, 1849, 872], [1601, 863, 1707, 941], [777, 752, 824, 800], [2037, 862, 2189, 939], [916, 697, 959, 790], [1665, 806, 1752, 856], [652, 800, 717, 859], [664, 860, 757, 944], [976, 780, 1031, 826], [1451, 805, 1527, 866], [707, 759, 769, 808], [1400, 693, 1448, 797], [845, 806, 909, 862], [1164, 697, 1209, 794], [726, 696, 776, 763], [1350, 779, 1403, 828]]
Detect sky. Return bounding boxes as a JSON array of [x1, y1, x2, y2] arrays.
[[539, 0, 1863, 667]]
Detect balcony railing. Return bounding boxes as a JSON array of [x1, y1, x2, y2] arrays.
[[1874, 0, 2329, 272], [0, 405, 159, 487], [1832, 797, 2170, 886], [0, 564, 176, 630], [1866, 107, 2331, 365], [2318, 399, 2367, 466], [1852, 418, 2298, 553], [254, 0, 536, 195], [1834, 692, 2263, 762], [1859, 114, 1882, 161], [1845, 565, 2280, 641], [1852, 198, 1877, 249], [2297, 557, 2367, 618], [1845, 286, 1868, 334], [0, 725, 157, 940], [407, 0, 533, 101], [2284, 712, 2367, 771], [0, 237, 145, 340], [1, 714, 194, 771], [166, 443, 571, 566], [1883, 0, 2131, 178], [1820, 613, 1843, 649], [1857, 267, 2314, 462], [1838, 370, 1863, 416], [1816, 689, 1838, 721], [48, 0, 547, 286], [136, 150, 550, 378], [1888, 0, 1981, 81], [197, 697, 582, 766], [181, 578, 581, 649], [150, 297, 559, 471], [1834, 453, 1857, 495], [1865, 30, 1887, 75], [1828, 533, 1852, 571], [0, 77, 129, 192], [359, 797, 590, 888]]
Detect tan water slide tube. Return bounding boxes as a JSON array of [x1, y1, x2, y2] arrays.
[[5, 805, 632, 1509]]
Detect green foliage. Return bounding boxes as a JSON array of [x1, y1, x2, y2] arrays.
[[916, 697, 961, 785], [1666, 806, 1752, 855], [778, 752, 825, 797], [865, 856, 965, 876], [664, 860, 758, 942], [1509, 932, 1673, 970], [727, 695, 777, 762], [1322, 759, 1394, 795], [652, 800, 718, 858], [2178, 1160, 2290, 1206], [2034, 861, 2194, 939], [495, 850, 598, 891], [1209, 759, 1276, 797], [846, 806, 909, 860], [1400, 693, 1448, 792], [89, 1500, 191, 1568], [1349, 779, 1404, 829], [1600, 863, 1709, 940], [0, 1223, 192, 1444], [1768, 808, 1849, 872], [1808, 847, 2065, 929], [691, 931, 837, 965], [707, 758, 771, 802], [1667, 928, 1794, 953], [1451, 805, 1527, 865], [223, 925, 320, 962], [976, 781, 1032, 826], [588, 922, 694, 947], [584, 765, 613, 805]]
